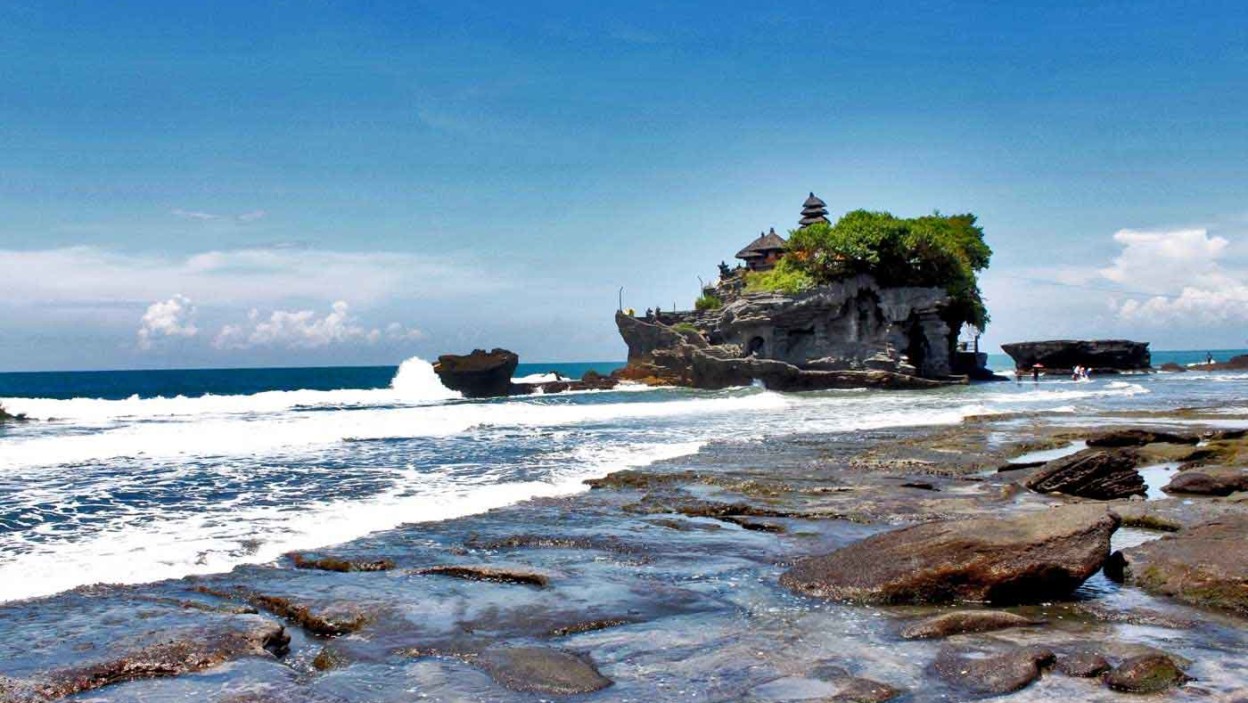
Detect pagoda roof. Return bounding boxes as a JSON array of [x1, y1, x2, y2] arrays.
[[735, 228, 788, 259], [799, 214, 830, 226], [802, 192, 826, 208]]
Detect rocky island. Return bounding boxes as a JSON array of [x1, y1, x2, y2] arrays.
[[615, 194, 998, 389]]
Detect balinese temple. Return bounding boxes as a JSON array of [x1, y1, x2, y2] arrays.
[[735, 228, 787, 272], [799, 192, 829, 227], [734, 192, 829, 272]]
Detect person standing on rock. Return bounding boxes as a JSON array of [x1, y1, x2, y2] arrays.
[[1032, 366, 1041, 383]]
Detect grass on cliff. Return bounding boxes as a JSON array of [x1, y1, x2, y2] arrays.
[[694, 293, 723, 311], [745, 210, 992, 328]]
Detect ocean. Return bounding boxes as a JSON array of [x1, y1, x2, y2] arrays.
[[0, 351, 1244, 605]]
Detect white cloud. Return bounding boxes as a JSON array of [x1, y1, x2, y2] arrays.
[[1099, 228, 1248, 324], [0, 246, 503, 308], [172, 208, 268, 223], [137, 295, 198, 350], [213, 301, 422, 350]]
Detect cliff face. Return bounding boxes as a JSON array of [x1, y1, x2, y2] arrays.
[[1001, 340, 1151, 372], [617, 275, 960, 390]]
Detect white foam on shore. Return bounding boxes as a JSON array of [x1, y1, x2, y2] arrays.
[[0, 439, 705, 604]]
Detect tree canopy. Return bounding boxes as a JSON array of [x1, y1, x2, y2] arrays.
[[746, 210, 992, 328]]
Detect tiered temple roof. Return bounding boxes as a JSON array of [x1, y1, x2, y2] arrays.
[[735, 227, 787, 261], [799, 192, 829, 227]]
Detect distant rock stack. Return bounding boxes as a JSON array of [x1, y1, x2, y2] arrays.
[[799, 192, 829, 228]]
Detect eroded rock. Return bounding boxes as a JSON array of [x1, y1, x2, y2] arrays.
[[931, 645, 1054, 697], [781, 505, 1119, 604], [1104, 654, 1191, 693], [1055, 651, 1111, 677], [900, 610, 1041, 639], [288, 553, 395, 573], [1024, 448, 1145, 500], [1164, 466, 1248, 496], [415, 565, 551, 588], [432, 348, 518, 398], [1106, 517, 1248, 616], [476, 646, 612, 695], [1087, 429, 1198, 447]]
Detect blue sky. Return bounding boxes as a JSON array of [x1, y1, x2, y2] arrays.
[[1, 0, 1246, 370]]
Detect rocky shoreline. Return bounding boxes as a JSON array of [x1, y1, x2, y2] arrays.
[[3, 407, 1248, 700]]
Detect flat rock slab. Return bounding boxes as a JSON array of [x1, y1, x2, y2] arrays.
[[781, 505, 1119, 604], [476, 646, 612, 695], [0, 618, 286, 702], [825, 676, 903, 702], [900, 610, 1042, 639], [1164, 466, 1248, 496], [1107, 517, 1248, 616], [414, 565, 551, 588], [931, 645, 1054, 697], [1087, 429, 1199, 447], [1104, 654, 1191, 694], [1025, 448, 1145, 500]]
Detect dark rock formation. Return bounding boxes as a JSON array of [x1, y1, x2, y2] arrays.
[[615, 274, 983, 389], [828, 677, 903, 702], [1001, 339, 1151, 373], [0, 618, 288, 701], [780, 505, 1119, 604], [1086, 429, 1198, 447], [1104, 654, 1191, 693], [414, 565, 551, 588], [1055, 652, 1111, 678], [900, 610, 1042, 639], [1024, 448, 1146, 500], [1106, 517, 1248, 616], [288, 553, 395, 572], [433, 348, 518, 398], [1159, 362, 1187, 372], [1163, 466, 1248, 496], [931, 645, 1054, 697], [476, 646, 612, 695], [1191, 354, 1248, 372]]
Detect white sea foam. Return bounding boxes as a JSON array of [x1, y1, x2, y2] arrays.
[[0, 439, 706, 603]]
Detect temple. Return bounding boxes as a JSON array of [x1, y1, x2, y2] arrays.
[[734, 228, 787, 272], [732, 192, 828, 273]]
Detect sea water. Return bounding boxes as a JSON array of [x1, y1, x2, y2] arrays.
[[0, 354, 1245, 604]]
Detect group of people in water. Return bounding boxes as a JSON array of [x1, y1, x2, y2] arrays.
[[1013, 364, 1091, 383]]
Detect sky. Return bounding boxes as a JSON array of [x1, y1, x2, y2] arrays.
[[1, 0, 1246, 371]]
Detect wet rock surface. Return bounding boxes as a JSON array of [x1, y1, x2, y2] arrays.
[[931, 645, 1055, 696], [780, 505, 1119, 604], [1107, 517, 1248, 616], [1024, 448, 1146, 500], [1055, 651, 1111, 678], [1165, 466, 1248, 496], [1104, 654, 1192, 693], [900, 610, 1042, 639], [3, 416, 1248, 701]]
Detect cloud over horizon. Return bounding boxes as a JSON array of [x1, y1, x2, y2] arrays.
[[1101, 228, 1248, 325], [136, 295, 198, 350], [212, 301, 422, 350]]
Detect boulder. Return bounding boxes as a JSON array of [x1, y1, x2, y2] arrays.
[[1024, 448, 1145, 500], [476, 646, 612, 695], [1055, 652, 1111, 678], [780, 505, 1119, 604], [1001, 339, 1151, 372], [931, 645, 1054, 697], [1104, 654, 1191, 694], [433, 348, 518, 398], [1163, 466, 1248, 496], [900, 610, 1042, 639], [1086, 429, 1198, 447], [1106, 517, 1248, 616], [828, 677, 903, 702]]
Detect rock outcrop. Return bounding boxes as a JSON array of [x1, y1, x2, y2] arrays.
[[900, 611, 1042, 640], [433, 349, 619, 398], [1104, 654, 1191, 694], [1024, 448, 1146, 500], [931, 645, 1055, 696], [1163, 466, 1248, 496], [780, 505, 1119, 604], [616, 275, 977, 390], [1001, 339, 1151, 373], [1106, 517, 1248, 616], [434, 349, 519, 398]]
